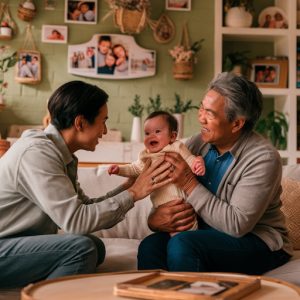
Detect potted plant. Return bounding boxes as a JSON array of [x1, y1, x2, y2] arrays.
[[223, 50, 251, 76], [146, 94, 163, 114], [0, 21, 12, 38], [168, 93, 199, 138], [224, 0, 254, 28], [128, 94, 144, 142], [255, 110, 288, 150]]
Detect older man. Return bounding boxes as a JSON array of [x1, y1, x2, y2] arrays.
[[138, 72, 292, 275]]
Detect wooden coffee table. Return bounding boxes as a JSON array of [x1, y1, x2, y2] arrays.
[[21, 271, 300, 300]]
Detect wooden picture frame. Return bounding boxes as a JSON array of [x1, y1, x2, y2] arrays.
[[42, 25, 68, 44], [15, 50, 41, 85], [65, 0, 97, 24], [115, 271, 261, 300], [250, 58, 288, 88], [166, 0, 191, 11]]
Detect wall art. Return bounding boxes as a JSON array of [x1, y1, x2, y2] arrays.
[[166, 0, 191, 11], [65, 0, 97, 24], [42, 25, 68, 43], [68, 34, 156, 79]]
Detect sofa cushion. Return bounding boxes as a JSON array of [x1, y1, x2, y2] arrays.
[[281, 178, 300, 250]]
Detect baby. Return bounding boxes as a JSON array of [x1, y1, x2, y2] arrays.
[[108, 111, 205, 234]]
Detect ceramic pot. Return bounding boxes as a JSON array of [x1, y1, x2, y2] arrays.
[[0, 27, 12, 37], [130, 116, 142, 142], [173, 113, 184, 139], [225, 7, 253, 28]]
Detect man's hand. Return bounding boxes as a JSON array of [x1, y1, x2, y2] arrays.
[[108, 164, 119, 175], [148, 199, 196, 232]]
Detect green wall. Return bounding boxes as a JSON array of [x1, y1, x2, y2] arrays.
[[0, 1, 214, 139]]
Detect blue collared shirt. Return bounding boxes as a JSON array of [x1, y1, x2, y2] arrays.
[[198, 145, 234, 194]]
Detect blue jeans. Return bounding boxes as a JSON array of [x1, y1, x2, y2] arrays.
[[0, 234, 105, 288], [137, 226, 290, 275]]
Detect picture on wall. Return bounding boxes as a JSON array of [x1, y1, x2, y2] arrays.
[[65, 0, 97, 24], [15, 50, 41, 85], [42, 25, 68, 43], [68, 34, 156, 79], [166, 0, 191, 11]]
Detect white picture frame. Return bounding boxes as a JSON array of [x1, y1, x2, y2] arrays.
[[41, 25, 68, 44], [166, 0, 191, 11], [65, 0, 97, 24]]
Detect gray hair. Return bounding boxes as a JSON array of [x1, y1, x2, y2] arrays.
[[208, 72, 262, 132]]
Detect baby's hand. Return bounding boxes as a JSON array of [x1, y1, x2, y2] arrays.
[[192, 156, 205, 176], [108, 164, 119, 175]]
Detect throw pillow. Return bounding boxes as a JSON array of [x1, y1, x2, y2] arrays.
[[281, 178, 300, 250]]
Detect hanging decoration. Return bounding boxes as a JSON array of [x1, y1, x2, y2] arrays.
[[169, 22, 204, 80], [149, 13, 175, 44], [0, 2, 17, 40], [17, 0, 36, 22], [15, 24, 41, 85]]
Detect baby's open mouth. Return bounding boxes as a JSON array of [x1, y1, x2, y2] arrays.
[[150, 141, 158, 146]]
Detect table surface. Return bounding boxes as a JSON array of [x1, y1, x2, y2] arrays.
[[21, 271, 300, 300]]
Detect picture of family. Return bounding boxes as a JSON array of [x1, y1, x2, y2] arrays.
[[70, 47, 95, 69], [68, 34, 156, 79], [42, 25, 68, 44], [166, 0, 191, 11], [15, 51, 41, 84], [254, 65, 279, 84], [258, 7, 288, 28], [97, 35, 129, 76], [65, 0, 97, 24]]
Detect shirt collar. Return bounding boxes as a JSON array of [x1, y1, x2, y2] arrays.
[[44, 124, 74, 165]]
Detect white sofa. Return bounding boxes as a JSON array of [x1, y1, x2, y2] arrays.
[[77, 164, 300, 287]]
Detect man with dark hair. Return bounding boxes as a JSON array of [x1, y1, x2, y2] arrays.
[[138, 72, 292, 275], [0, 80, 171, 288]]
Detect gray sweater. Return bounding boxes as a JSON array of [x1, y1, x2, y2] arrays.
[[186, 132, 293, 256], [0, 124, 134, 238]]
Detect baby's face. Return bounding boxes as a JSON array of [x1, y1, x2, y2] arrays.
[[99, 41, 111, 55], [113, 46, 126, 58], [144, 116, 176, 153], [105, 54, 115, 66]]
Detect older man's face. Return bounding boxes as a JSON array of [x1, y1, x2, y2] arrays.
[[198, 89, 238, 154]]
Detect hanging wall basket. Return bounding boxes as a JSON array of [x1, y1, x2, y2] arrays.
[[17, 0, 36, 22], [0, 2, 17, 40], [114, 7, 147, 34], [173, 61, 193, 80]]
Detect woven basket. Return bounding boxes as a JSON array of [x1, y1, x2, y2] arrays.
[[114, 7, 147, 34], [173, 61, 193, 80], [17, 4, 36, 22]]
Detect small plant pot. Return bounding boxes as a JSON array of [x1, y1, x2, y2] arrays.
[[0, 27, 12, 37], [0, 139, 10, 158], [172, 61, 193, 80]]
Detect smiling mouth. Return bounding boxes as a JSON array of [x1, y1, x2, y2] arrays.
[[150, 141, 158, 146]]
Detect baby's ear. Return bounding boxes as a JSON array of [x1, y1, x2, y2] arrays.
[[170, 131, 177, 142]]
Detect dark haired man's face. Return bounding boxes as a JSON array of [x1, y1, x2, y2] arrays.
[[79, 104, 108, 151]]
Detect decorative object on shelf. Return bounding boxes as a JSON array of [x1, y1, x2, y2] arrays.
[[255, 110, 288, 150], [149, 13, 175, 44], [65, 0, 97, 25], [223, 50, 251, 76], [146, 94, 163, 114], [41, 25, 68, 44], [224, 0, 254, 28], [169, 22, 204, 80], [250, 56, 288, 88], [15, 25, 41, 85], [44, 0, 56, 10], [104, 0, 150, 34], [0, 45, 17, 109], [128, 94, 144, 142], [165, 0, 191, 11], [0, 2, 17, 40], [17, 0, 37, 22], [168, 93, 198, 138], [68, 34, 156, 79], [258, 6, 288, 29]]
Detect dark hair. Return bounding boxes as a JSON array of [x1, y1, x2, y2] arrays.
[[48, 80, 108, 130], [145, 111, 178, 133], [99, 35, 111, 44], [208, 72, 262, 132]]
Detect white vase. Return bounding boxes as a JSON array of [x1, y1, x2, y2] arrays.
[[225, 7, 253, 28], [130, 116, 142, 142], [0, 27, 12, 37], [173, 113, 184, 139]]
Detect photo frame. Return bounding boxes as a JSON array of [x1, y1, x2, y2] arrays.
[[65, 0, 97, 24], [42, 25, 68, 44], [15, 50, 41, 85], [250, 58, 288, 88], [44, 0, 56, 10], [258, 6, 288, 29], [166, 0, 191, 11]]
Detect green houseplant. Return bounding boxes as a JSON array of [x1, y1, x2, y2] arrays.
[[146, 94, 162, 114], [255, 110, 288, 150], [224, 0, 254, 27], [128, 94, 144, 117], [223, 51, 251, 76], [168, 93, 198, 114]]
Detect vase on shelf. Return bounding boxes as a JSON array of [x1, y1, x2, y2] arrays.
[[225, 7, 253, 28], [173, 113, 184, 139], [130, 116, 142, 142]]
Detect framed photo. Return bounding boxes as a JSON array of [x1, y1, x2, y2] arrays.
[[44, 0, 56, 10], [15, 50, 41, 85], [250, 58, 288, 88], [166, 0, 191, 11], [65, 0, 97, 24], [258, 6, 288, 28], [42, 25, 68, 44]]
